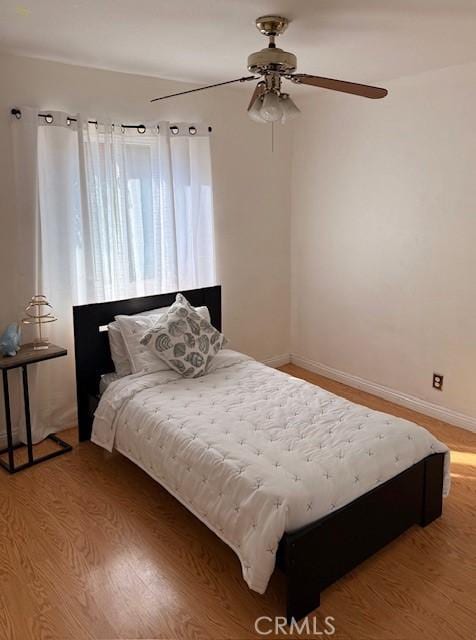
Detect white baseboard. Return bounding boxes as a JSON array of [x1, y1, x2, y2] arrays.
[[291, 353, 476, 433], [262, 353, 291, 368]]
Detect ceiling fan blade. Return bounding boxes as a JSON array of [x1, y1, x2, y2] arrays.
[[247, 82, 266, 110], [151, 75, 257, 103], [291, 74, 388, 99]]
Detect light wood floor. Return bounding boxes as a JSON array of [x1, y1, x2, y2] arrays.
[[0, 364, 475, 640]]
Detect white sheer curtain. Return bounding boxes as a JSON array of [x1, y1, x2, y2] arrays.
[[10, 109, 216, 442], [79, 121, 215, 300]]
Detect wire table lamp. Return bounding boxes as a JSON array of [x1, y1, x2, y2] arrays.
[[22, 295, 57, 350]]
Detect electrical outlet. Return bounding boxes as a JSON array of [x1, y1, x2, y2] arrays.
[[432, 373, 444, 391]]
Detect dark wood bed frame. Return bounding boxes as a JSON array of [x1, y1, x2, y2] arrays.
[[73, 285, 445, 623]]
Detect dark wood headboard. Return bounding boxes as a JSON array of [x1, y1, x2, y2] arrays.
[[73, 285, 221, 441]]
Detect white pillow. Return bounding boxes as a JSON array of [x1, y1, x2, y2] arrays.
[[108, 322, 132, 377], [116, 305, 211, 374], [108, 305, 170, 377]]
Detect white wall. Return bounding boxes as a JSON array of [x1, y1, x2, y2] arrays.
[[291, 61, 476, 421], [2, 51, 475, 433], [0, 53, 291, 363]]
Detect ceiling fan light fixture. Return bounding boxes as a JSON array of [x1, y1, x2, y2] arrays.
[[280, 93, 301, 123], [260, 91, 283, 122], [248, 96, 267, 123], [150, 16, 388, 120]]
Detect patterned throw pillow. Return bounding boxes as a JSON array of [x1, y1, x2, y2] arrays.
[[140, 294, 226, 377]]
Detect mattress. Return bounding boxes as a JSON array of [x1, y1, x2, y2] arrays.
[[92, 349, 450, 594]]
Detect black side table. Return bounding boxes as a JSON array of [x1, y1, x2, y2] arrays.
[[0, 343, 72, 474]]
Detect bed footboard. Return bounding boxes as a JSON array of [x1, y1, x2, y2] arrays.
[[421, 452, 445, 526], [278, 452, 445, 623]]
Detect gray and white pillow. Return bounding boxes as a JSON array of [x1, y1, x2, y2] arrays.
[[140, 294, 226, 377]]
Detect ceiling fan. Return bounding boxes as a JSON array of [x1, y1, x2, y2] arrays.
[[151, 15, 388, 123]]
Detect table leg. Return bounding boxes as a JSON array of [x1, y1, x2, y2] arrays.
[[2, 369, 15, 472], [22, 366, 34, 464]]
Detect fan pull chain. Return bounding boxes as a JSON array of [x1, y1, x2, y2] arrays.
[[271, 121, 274, 153]]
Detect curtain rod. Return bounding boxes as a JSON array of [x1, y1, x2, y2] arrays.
[[10, 108, 212, 134]]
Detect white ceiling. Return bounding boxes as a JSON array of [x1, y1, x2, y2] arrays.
[[1, 0, 476, 87]]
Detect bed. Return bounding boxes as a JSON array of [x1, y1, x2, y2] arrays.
[[73, 285, 449, 622]]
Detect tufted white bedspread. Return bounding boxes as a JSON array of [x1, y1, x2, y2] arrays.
[[92, 350, 450, 594]]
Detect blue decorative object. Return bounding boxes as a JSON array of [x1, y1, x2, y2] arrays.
[[0, 324, 21, 357]]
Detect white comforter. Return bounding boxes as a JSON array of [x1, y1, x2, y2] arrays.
[[92, 350, 450, 594]]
